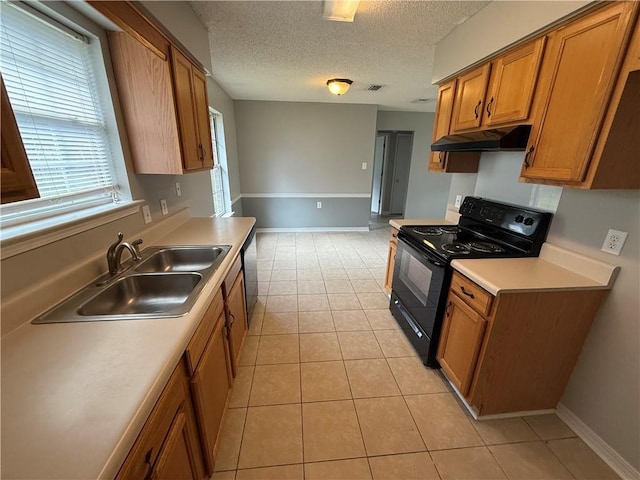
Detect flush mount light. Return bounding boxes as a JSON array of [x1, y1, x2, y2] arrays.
[[327, 78, 353, 96], [322, 0, 361, 22]]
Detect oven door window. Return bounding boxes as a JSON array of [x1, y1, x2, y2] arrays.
[[398, 249, 432, 306]]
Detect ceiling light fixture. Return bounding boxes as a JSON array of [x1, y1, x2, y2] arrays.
[[322, 0, 361, 22], [326, 78, 353, 96]]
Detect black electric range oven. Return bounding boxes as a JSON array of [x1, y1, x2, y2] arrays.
[[389, 196, 553, 368]]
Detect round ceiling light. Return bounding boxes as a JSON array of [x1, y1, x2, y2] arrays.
[[326, 78, 353, 96]]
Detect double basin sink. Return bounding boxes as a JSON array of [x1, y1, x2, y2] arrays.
[[33, 245, 231, 324]]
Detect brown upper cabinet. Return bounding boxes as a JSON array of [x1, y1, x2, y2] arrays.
[[520, 2, 639, 188], [450, 64, 491, 132], [450, 38, 545, 134], [1, 76, 39, 204], [482, 38, 545, 127], [428, 80, 480, 173], [92, 1, 214, 174]]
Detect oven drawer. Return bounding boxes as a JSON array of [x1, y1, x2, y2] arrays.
[[450, 272, 493, 316]]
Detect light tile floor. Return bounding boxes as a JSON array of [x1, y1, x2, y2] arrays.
[[212, 231, 620, 480]]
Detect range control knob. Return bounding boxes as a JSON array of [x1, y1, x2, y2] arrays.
[[524, 217, 535, 226], [515, 215, 525, 223]]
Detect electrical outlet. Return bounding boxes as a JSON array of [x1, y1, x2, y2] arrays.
[[601, 229, 628, 255], [142, 205, 152, 224], [455, 195, 463, 208], [175, 182, 181, 197], [317, 201, 322, 209], [160, 199, 168, 215], [361, 162, 367, 170]]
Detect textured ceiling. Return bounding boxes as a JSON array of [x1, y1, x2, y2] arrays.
[[191, 1, 490, 112]]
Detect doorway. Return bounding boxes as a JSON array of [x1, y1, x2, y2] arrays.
[[370, 130, 413, 217]]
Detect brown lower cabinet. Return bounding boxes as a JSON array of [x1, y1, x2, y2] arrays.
[[383, 227, 399, 294], [185, 289, 232, 475], [115, 362, 204, 480], [437, 271, 607, 416], [223, 256, 248, 377]]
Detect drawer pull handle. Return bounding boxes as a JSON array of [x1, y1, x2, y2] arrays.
[[460, 286, 475, 299], [486, 96, 494, 117], [446, 300, 452, 317]]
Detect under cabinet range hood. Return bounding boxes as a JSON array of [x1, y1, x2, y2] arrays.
[[431, 125, 532, 152]]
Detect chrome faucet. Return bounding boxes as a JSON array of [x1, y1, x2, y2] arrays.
[[106, 232, 143, 275]]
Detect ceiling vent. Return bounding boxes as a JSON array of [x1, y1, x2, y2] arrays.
[[367, 84, 384, 91], [411, 98, 435, 104]]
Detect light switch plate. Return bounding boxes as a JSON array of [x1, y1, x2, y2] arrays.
[[160, 199, 168, 215], [361, 162, 367, 170], [601, 229, 628, 255], [317, 201, 322, 209], [175, 182, 181, 197], [455, 195, 463, 208], [142, 205, 152, 224]]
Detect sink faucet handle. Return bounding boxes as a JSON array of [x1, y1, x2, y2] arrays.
[[131, 239, 143, 260]]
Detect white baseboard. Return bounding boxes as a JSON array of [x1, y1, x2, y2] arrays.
[[256, 227, 370, 233], [556, 403, 640, 480]]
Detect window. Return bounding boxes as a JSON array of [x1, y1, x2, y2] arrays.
[[0, 1, 127, 230], [209, 108, 231, 217]]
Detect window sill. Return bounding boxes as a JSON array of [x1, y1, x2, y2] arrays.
[[1, 201, 144, 260]]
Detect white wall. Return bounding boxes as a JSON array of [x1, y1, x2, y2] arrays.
[[433, 1, 590, 82], [376, 111, 450, 219]]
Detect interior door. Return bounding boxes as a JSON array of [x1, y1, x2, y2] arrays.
[[389, 133, 413, 215], [370, 134, 386, 213]]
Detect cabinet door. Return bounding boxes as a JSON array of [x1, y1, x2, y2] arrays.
[[483, 37, 545, 127], [451, 64, 491, 132], [116, 363, 204, 480], [521, 3, 636, 182], [429, 80, 456, 172], [384, 232, 398, 294], [437, 294, 487, 397], [1, 77, 39, 204], [192, 68, 214, 169], [190, 308, 233, 474], [170, 46, 202, 171], [151, 410, 202, 480], [226, 272, 248, 376]]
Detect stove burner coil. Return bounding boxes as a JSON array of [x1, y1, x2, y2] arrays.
[[440, 226, 461, 234], [468, 241, 505, 253], [441, 243, 470, 254], [412, 227, 442, 236]]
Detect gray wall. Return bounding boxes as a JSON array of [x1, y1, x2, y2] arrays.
[[235, 101, 377, 228], [549, 189, 640, 470], [376, 111, 450, 219]]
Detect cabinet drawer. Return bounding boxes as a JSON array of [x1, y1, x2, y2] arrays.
[[184, 289, 224, 375], [116, 363, 187, 480], [450, 272, 493, 316]]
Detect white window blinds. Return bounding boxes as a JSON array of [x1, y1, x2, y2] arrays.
[[0, 1, 117, 213]]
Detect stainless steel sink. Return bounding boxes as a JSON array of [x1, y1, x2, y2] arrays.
[[78, 273, 202, 316], [32, 244, 232, 324], [135, 246, 227, 273]]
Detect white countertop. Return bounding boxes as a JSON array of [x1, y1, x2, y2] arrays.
[[1, 217, 255, 480], [452, 243, 619, 295], [389, 217, 455, 229]]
